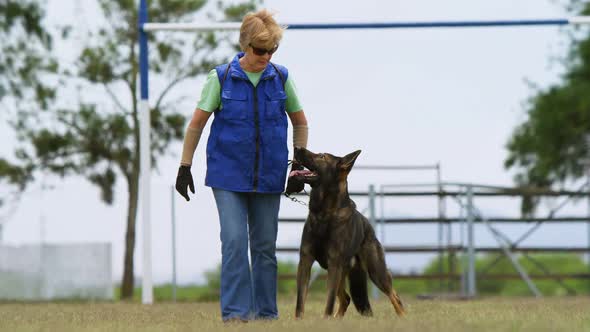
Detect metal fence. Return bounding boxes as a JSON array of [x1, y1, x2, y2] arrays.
[[0, 243, 113, 300], [278, 180, 590, 298]]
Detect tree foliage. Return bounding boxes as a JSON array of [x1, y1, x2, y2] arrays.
[[0, 0, 55, 202], [504, 2, 590, 215], [0, 0, 56, 105], [14, 0, 259, 299]]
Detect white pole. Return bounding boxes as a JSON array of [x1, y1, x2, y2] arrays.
[[140, 99, 153, 304], [569, 16, 590, 25], [171, 185, 177, 302], [39, 180, 46, 245], [139, 0, 152, 305]]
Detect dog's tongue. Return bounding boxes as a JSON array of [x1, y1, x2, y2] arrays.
[[289, 169, 313, 177]]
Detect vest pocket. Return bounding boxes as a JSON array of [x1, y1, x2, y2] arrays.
[[220, 89, 248, 119], [265, 90, 287, 119]]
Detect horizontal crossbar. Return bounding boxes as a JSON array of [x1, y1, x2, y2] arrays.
[[142, 17, 590, 32], [276, 246, 590, 253], [279, 216, 590, 223], [277, 273, 590, 280], [285, 190, 590, 197]]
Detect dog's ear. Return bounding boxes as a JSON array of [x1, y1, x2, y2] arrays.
[[340, 150, 361, 172]]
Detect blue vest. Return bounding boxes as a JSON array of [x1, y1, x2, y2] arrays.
[[205, 53, 289, 193]]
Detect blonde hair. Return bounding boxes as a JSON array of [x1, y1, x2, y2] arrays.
[[239, 9, 284, 51]]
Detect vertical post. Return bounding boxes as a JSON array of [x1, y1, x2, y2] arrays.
[[587, 178, 590, 295], [39, 179, 47, 245], [466, 185, 476, 297], [437, 218, 443, 291], [171, 186, 178, 302], [40, 212, 46, 245], [586, 134, 590, 284], [138, 0, 153, 305], [438, 165, 453, 291], [588, 176, 590, 277], [458, 188, 467, 296], [436, 163, 444, 291], [458, 189, 467, 296], [379, 185, 386, 246], [368, 184, 378, 300]]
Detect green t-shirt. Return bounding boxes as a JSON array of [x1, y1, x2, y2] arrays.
[[197, 68, 303, 113]]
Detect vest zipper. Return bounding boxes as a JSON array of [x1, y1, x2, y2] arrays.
[[253, 86, 260, 192], [238, 74, 274, 192]]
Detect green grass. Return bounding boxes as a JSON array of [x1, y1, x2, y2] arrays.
[[1, 296, 589, 331], [114, 284, 219, 302]]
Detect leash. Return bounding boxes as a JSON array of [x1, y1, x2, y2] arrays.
[[283, 189, 309, 206], [285, 159, 309, 206]]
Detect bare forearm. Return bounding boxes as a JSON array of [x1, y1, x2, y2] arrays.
[[289, 110, 309, 148], [180, 109, 212, 166], [189, 108, 212, 130], [293, 125, 308, 148]]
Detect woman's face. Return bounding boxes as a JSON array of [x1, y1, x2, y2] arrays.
[[242, 43, 278, 72]]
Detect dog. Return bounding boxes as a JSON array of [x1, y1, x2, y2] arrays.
[[290, 147, 405, 319]]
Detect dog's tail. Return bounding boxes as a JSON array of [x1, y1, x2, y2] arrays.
[[348, 256, 373, 316]]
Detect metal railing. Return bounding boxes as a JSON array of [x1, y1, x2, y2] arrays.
[[278, 181, 590, 297]]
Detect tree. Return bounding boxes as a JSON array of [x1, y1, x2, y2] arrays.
[[0, 0, 55, 201], [14, 0, 259, 299], [0, 0, 56, 104], [504, 3, 590, 215]]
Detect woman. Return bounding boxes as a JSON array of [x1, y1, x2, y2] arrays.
[[175, 9, 308, 322]]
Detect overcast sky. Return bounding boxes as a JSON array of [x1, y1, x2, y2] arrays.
[[2, 0, 589, 285]]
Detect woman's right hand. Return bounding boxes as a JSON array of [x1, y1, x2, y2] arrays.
[[175, 165, 195, 201], [285, 162, 305, 194]]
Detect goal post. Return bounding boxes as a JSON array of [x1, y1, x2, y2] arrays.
[[137, 0, 590, 304]]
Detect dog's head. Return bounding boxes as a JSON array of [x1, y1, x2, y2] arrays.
[[290, 147, 361, 187]]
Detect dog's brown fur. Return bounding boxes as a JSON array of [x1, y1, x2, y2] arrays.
[[291, 147, 405, 319]]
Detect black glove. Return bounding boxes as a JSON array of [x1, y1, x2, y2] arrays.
[[285, 162, 305, 195], [175, 165, 195, 201]]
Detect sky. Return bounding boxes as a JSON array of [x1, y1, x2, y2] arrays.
[[1, 0, 589, 286]]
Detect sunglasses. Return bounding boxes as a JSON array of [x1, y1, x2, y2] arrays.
[[249, 43, 279, 56]]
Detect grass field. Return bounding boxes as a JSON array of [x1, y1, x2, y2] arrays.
[[1, 296, 589, 331]]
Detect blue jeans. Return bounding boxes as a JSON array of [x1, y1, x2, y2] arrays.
[[212, 188, 281, 321]]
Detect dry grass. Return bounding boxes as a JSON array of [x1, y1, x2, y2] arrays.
[[1, 297, 589, 332]]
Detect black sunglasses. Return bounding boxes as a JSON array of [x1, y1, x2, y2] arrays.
[[249, 43, 279, 56]]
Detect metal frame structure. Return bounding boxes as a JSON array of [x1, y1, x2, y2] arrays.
[[278, 182, 590, 298], [138, 0, 590, 303]]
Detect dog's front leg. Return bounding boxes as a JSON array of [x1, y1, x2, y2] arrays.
[[334, 275, 350, 318], [295, 253, 314, 319], [324, 263, 343, 318]]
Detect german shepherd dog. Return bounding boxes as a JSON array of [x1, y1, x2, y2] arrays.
[[290, 147, 405, 319]]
